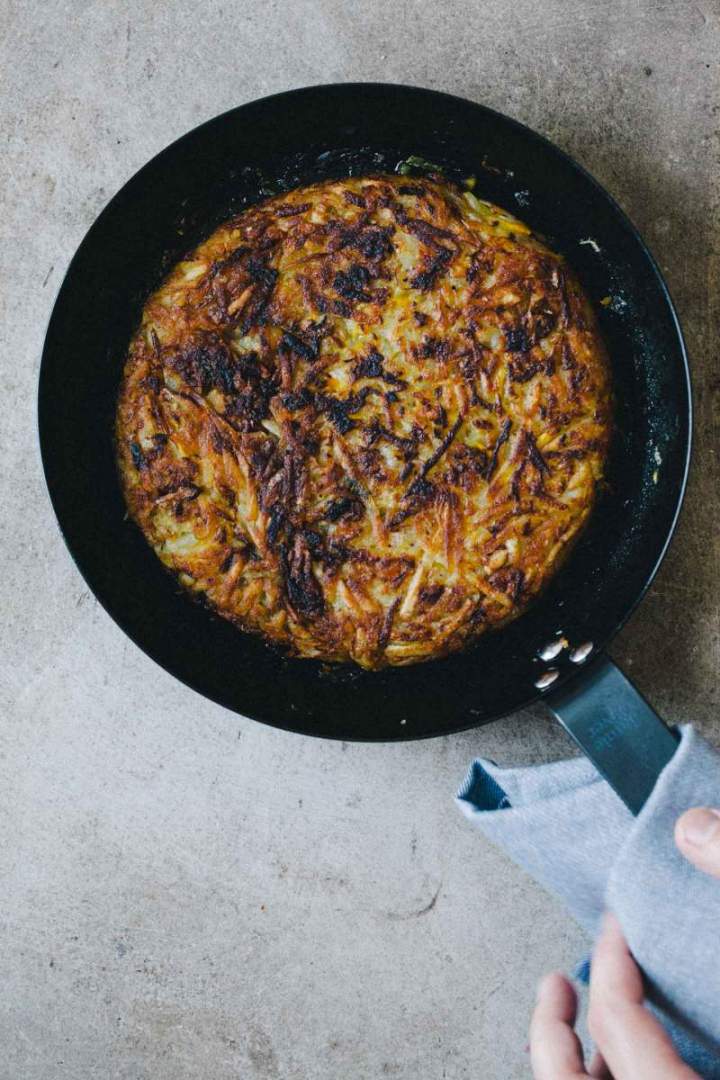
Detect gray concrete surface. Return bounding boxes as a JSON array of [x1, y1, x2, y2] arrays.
[[1, 1, 719, 1077]]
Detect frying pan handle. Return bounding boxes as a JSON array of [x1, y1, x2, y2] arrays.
[[547, 655, 679, 816]]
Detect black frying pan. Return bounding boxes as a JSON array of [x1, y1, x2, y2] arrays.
[[39, 84, 691, 814]]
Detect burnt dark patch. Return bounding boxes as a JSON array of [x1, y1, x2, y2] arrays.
[[365, 418, 419, 452], [561, 340, 577, 370], [466, 251, 493, 283], [219, 551, 236, 574], [281, 448, 304, 509], [419, 335, 451, 362], [528, 301, 557, 343], [319, 539, 350, 570], [210, 243, 279, 330], [410, 247, 452, 291], [403, 218, 455, 246], [485, 418, 512, 481], [407, 476, 435, 501], [248, 437, 280, 479], [246, 257, 278, 289], [388, 475, 436, 528], [219, 358, 277, 430], [281, 534, 324, 618], [333, 264, 371, 302], [325, 496, 363, 523], [353, 447, 386, 482], [211, 245, 251, 276], [150, 328, 162, 357], [351, 226, 394, 261], [570, 365, 587, 393], [445, 445, 489, 487], [524, 431, 550, 474], [302, 529, 324, 557], [225, 383, 274, 429], [353, 351, 405, 387], [489, 567, 525, 603], [458, 351, 480, 386], [275, 202, 311, 217], [504, 326, 531, 353], [315, 388, 371, 435], [377, 599, 399, 652], [239, 284, 275, 332], [322, 401, 352, 434], [419, 584, 444, 606], [355, 350, 384, 379], [546, 447, 588, 463], [168, 337, 237, 396], [266, 504, 287, 548], [280, 329, 319, 361], [383, 369, 405, 386], [281, 388, 311, 411], [210, 427, 232, 453], [508, 356, 542, 383], [465, 599, 486, 629], [510, 431, 550, 500], [234, 352, 263, 381], [175, 483, 201, 508], [419, 414, 464, 479]]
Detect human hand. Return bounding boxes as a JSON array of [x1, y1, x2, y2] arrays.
[[529, 914, 700, 1078], [529, 805, 720, 1078]]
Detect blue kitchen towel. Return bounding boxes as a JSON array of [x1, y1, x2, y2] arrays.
[[457, 725, 720, 1076]]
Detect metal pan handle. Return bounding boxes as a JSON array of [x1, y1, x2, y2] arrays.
[[547, 655, 679, 816]]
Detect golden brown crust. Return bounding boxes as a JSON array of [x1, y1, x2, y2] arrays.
[[116, 175, 611, 668]]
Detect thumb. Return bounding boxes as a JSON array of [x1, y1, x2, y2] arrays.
[[675, 808, 720, 879]]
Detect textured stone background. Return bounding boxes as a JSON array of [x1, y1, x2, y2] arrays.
[[1, 1, 718, 1077]]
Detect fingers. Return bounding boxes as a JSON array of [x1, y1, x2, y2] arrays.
[[530, 972, 588, 1079], [675, 808, 720, 879], [588, 914, 700, 1079], [531, 910, 705, 1080]]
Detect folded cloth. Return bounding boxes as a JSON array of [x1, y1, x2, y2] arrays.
[[457, 725, 720, 1076]]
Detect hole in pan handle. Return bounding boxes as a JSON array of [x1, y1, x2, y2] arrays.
[[547, 655, 680, 817]]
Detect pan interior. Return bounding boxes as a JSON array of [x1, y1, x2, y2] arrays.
[[39, 84, 690, 739]]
